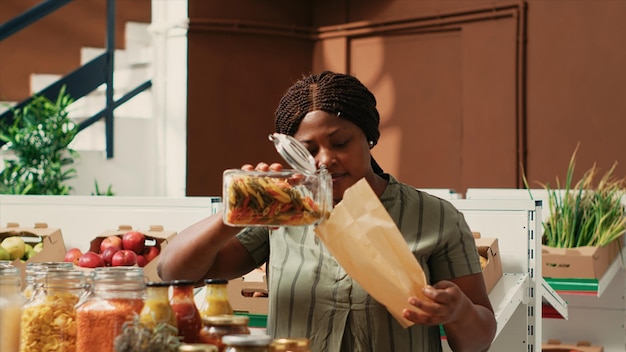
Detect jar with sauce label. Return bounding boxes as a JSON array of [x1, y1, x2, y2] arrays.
[[199, 315, 250, 351], [170, 280, 202, 343], [0, 264, 25, 352], [223, 334, 272, 352], [200, 278, 233, 317], [269, 338, 311, 352], [222, 133, 332, 227], [140, 281, 177, 329]]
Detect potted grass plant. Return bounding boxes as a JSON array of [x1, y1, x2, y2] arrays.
[[524, 145, 626, 279]]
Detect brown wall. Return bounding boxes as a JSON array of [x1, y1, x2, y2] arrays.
[[187, 0, 626, 196], [0, 0, 151, 101]]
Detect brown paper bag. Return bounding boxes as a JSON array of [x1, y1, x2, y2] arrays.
[[314, 178, 428, 328]]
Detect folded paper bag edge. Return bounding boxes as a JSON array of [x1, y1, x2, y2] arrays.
[[315, 178, 428, 328]]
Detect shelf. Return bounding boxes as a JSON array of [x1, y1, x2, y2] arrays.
[[488, 272, 528, 339], [541, 277, 568, 319]]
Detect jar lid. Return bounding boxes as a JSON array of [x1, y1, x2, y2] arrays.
[[202, 315, 249, 326], [178, 343, 219, 352], [270, 338, 310, 349], [269, 133, 317, 175], [204, 278, 228, 285], [146, 281, 171, 287], [222, 334, 273, 346], [171, 279, 195, 286]]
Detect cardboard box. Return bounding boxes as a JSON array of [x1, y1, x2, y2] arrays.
[[227, 275, 269, 315], [474, 233, 503, 293], [542, 237, 623, 279], [85, 224, 176, 282], [542, 339, 603, 352], [0, 222, 67, 287]]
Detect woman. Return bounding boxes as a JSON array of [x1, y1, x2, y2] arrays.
[[158, 71, 496, 351]]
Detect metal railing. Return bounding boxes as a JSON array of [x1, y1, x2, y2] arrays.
[[0, 0, 152, 158]]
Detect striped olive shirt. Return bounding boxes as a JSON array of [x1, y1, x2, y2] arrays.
[[236, 174, 482, 352]]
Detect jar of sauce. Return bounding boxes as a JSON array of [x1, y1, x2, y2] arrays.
[[0, 264, 25, 352], [170, 280, 202, 343], [200, 278, 233, 318], [140, 281, 177, 329], [199, 315, 250, 351]]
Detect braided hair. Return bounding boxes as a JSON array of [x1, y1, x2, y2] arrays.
[[274, 71, 384, 174]]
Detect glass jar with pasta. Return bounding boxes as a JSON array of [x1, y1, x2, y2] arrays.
[[222, 133, 332, 227], [19, 268, 86, 352]]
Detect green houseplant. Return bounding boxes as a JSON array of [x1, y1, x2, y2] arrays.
[[0, 86, 79, 195], [524, 144, 626, 248]]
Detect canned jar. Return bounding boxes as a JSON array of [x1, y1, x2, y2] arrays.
[[200, 278, 233, 318], [0, 265, 25, 352], [223, 334, 272, 352], [269, 338, 311, 352], [75, 267, 145, 352], [178, 343, 219, 352], [140, 281, 177, 329], [222, 133, 332, 227], [199, 315, 250, 351], [170, 280, 203, 343], [19, 268, 86, 352]]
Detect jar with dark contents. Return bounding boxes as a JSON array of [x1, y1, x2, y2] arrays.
[[75, 267, 145, 352], [199, 315, 250, 351], [222, 334, 272, 352], [269, 338, 311, 352], [170, 280, 202, 343], [200, 278, 233, 318]]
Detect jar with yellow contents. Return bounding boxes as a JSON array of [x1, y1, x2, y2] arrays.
[[140, 281, 177, 329], [20, 268, 86, 352], [200, 278, 233, 318]]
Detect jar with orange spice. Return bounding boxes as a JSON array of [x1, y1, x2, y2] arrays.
[[75, 267, 145, 352], [20, 268, 86, 352]]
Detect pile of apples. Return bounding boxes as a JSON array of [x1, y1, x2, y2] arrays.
[[64, 231, 160, 268]]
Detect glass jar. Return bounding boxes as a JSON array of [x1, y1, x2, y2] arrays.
[[22, 261, 74, 299], [76, 267, 146, 352], [269, 338, 311, 352], [140, 281, 176, 329], [223, 334, 272, 352], [199, 315, 250, 351], [200, 278, 233, 317], [170, 280, 202, 343], [0, 264, 25, 352], [20, 268, 86, 352], [222, 133, 332, 227]]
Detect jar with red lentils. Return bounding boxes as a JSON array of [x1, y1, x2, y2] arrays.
[[75, 267, 145, 352]]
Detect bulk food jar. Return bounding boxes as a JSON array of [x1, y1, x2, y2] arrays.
[[0, 264, 25, 352], [223, 133, 332, 227], [75, 267, 145, 352], [22, 261, 74, 299], [20, 268, 86, 352]]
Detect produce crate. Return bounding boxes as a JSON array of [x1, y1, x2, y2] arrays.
[[542, 237, 623, 279], [0, 222, 66, 288], [542, 339, 603, 352], [474, 233, 503, 293]]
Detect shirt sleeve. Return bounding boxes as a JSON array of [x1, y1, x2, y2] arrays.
[[236, 226, 271, 266]]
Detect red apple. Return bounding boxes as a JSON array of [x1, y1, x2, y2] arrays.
[[111, 249, 138, 267], [78, 251, 105, 268], [143, 246, 160, 263], [122, 231, 146, 254], [100, 236, 123, 253], [64, 248, 83, 265], [101, 246, 121, 266], [136, 255, 147, 267]]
